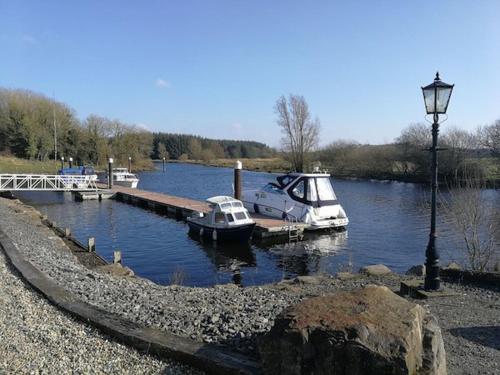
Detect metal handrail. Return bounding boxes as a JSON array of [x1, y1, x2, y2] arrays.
[[0, 174, 98, 191]]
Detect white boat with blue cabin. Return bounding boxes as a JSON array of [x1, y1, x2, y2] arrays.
[[242, 171, 348, 230]]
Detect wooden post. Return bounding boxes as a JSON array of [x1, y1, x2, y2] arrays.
[[234, 160, 242, 200], [113, 250, 122, 264], [108, 158, 113, 189], [162, 157, 166, 172], [128, 156, 132, 173], [64, 227, 71, 237], [87, 237, 95, 252], [69, 157, 73, 168]]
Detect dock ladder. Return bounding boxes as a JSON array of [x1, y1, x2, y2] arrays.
[[284, 216, 301, 242]]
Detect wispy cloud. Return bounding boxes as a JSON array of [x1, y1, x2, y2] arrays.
[[21, 34, 37, 45], [231, 122, 242, 129], [155, 78, 171, 89]]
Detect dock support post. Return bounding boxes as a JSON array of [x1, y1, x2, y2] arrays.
[[108, 157, 114, 189], [87, 237, 95, 252], [128, 156, 132, 173], [69, 157, 73, 168], [234, 160, 242, 200], [162, 157, 166, 172], [113, 250, 122, 264], [64, 228, 71, 237]]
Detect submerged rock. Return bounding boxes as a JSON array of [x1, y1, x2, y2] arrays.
[[258, 285, 446, 375], [359, 264, 392, 276]]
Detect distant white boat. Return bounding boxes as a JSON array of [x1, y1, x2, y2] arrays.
[[101, 168, 139, 188]]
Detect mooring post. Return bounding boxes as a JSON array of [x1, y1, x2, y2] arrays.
[[234, 160, 242, 200], [113, 250, 122, 264], [64, 227, 71, 237], [108, 157, 114, 189], [162, 157, 166, 172], [60, 156, 65, 170], [128, 156, 132, 173], [87, 237, 95, 252], [69, 157, 73, 168]]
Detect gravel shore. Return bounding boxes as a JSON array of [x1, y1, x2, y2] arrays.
[[0, 242, 204, 374], [0, 197, 499, 374]]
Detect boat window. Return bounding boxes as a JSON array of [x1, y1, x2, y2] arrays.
[[231, 201, 243, 208], [277, 175, 294, 187], [291, 180, 305, 199], [307, 179, 318, 202], [263, 183, 285, 194], [234, 211, 246, 220], [215, 212, 226, 223], [226, 213, 234, 222], [220, 203, 232, 210], [316, 178, 337, 201]]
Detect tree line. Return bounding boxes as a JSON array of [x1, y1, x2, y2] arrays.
[[0, 88, 275, 168], [314, 122, 500, 183], [0, 88, 153, 167], [152, 133, 275, 161]]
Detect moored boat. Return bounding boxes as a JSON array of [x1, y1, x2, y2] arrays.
[[241, 171, 348, 230], [100, 168, 139, 188], [187, 196, 256, 242]]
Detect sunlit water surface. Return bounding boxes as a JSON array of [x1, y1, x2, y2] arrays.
[[16, 162, 499, 287]]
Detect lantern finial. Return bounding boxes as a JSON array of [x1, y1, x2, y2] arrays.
[[435, 71, 440, 81]]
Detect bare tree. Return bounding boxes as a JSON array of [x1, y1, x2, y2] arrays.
[[442, 169, 500, 271], [157, 142, 169, 160], [478, 119, 500, 156], [275, 94, 320, 172]]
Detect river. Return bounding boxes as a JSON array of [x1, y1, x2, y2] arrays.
[[16, 162, 499, 287]]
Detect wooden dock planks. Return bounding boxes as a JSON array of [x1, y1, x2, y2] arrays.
[[100, 184, 308, 239]]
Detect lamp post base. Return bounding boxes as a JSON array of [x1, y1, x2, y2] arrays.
[[424, 237, 441, 291]]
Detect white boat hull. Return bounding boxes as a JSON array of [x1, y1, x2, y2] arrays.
[[113, 179, 138, 189]]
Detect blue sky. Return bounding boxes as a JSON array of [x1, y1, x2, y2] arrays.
[[1, 1, 499, 147]]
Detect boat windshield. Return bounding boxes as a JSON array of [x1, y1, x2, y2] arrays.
[[263, 183, 285, 194], [316, 177, 336, 201]]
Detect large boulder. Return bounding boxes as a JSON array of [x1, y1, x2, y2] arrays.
[[258, 285, 446, 375]]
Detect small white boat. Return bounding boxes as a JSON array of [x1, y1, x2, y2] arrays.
[[187, 196, 256, 242], [242, 171, 348, 230], [104, 168, 139, 188]]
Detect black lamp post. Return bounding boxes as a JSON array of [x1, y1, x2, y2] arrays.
[[421, 72, 454, 291]]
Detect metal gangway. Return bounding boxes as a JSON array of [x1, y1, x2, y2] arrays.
[[0, 174, 99, 192]]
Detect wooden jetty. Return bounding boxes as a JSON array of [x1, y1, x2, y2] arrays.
[[96, 184, 308, 240]]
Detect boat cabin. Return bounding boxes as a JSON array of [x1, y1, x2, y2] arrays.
[[262, 173, 338, 208], [205, 196, 254, 227]]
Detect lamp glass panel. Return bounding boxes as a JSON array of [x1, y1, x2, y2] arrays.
[[422, 87, 436, 114], [436, 87, 452, 113]]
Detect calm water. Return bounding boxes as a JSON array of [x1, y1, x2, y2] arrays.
[[16, 162, 499, 287]]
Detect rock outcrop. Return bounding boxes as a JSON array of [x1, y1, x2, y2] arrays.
[[359, 264, 392, 276], [258, 285, 446, 375]]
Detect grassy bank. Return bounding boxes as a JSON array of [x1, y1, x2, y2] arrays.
[[168, 156, 500, 187], [0, 155, 154, 174], [168, 158, 291, 173]]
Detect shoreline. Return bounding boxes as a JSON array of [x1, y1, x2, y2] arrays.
[[0, 196, 499, 373]]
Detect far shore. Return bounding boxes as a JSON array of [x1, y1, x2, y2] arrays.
[[2, 155, 498, 187]]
